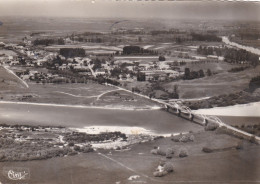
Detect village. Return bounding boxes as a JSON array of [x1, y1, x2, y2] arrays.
[[0, 1, 259, 182], [0, 29, 229, 89]]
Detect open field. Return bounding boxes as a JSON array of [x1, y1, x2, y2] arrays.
[[0, 66, 26, 90], [163, 65, 260, 98], [179, 61, 235, 73], [0, 130, 258, 184], [0, 82, 160, 109]]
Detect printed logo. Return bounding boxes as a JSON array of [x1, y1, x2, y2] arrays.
[[3, 167, 30, 181]]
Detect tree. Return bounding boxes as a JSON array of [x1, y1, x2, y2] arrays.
[[249, 75, 260, 92], [184, 68, 191, 79], [198, 69, 205, 77], [137, 72, 146, 81], [169, 85, 179, 99], [159, 55, 166, 61], [57, 38, 65, 45], [207, 69, 212, 76]]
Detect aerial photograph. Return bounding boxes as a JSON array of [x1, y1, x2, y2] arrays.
[[0, 0, 259, 183]]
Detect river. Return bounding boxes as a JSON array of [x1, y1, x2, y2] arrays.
[[0, 101, 202, 134], [222, 36, 260, 55], [193, 101, 260, 117]]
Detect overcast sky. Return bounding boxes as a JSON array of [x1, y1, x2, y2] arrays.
[[0, 0, 259, 21]]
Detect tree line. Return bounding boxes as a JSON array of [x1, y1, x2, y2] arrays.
[[122, 46, 158, 55], [33, 38, 65, 46], [60, 48, 85, 58], [183, 68, 212, 80], [197, 45, 259, 66]]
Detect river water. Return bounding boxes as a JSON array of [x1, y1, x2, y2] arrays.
[[222, 36, 260, 55], [193, 101, 260, 117], [0, 101, 202, 134]]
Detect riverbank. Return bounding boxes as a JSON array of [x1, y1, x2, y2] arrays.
[[0, 101, 202, 134], [183, 90, 260, 110], [0, 82, 160, 109], [193, 101, 260, 117], [0, 124, 258, 184], [222, 36, 260, 55]]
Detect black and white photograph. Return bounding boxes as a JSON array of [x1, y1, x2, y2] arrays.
[[0, 0, 259, 183]]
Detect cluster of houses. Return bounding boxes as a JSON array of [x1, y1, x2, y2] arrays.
[[0, 41, 58, 67], [112, 59, 183, 81], [20, 70, 58, 82], [0, 39, 183, 83], [0, 38, 227, 84]]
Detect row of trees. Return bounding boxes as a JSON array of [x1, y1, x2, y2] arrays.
[[197, 46, 223, 56], [60, 48, 85, 58], [93, 76, 120, 86], [228, 66, 250, 73], [33, 38, 64, 46], [184, 68, 212, 80], [191, 33, 221, 42], [122, 46, 158, 55], [224, 48, 259, 66], [197, 45, 259, 66]]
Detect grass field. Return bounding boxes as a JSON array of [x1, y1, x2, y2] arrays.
[[163, 65, 260, 98], [0, 66, 25, 90], [0, 130, 258, 184], [0, 81, 161, 109]]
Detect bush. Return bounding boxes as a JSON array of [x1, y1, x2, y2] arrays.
[[82, 145, 94, 153], [179, 149, 188, 158], [189, 135, 195, 142], [153, 171, 168, 177], [163, 163, 174, 173], [236, 142, 243, 150], [249, 136, 257, 144], [74, 145, 81, 152], [159, 159, 166, 166], [68, 142, 74, 147], [205, 122, 219, 131], [159, 55, 166, 61], [68, 151, 77, 156], [202, 147, 213, 153], [151, 149, 158, 155], [157, 149, 166, 156], [171, 136, 180, 142], [172, 134, 195, 143], [166, 148, 174, 159], [215, 126, 228, 134]]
